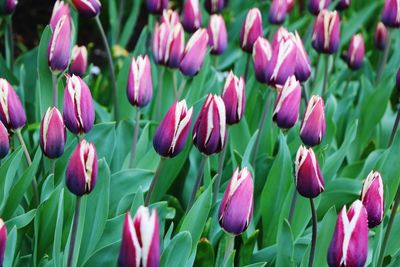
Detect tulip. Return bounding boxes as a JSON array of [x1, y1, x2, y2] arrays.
[[271, 26, 290, 48], [0, 0, 17, 15], [273, 76, 301, 129], [308, 0, 330, 16], [327, 200, 368, 267], [219, 167, 253, 235], [361, 171, 384, 228], [160, 9, 180, 26], [65, 139, 98, 196], [69, 45, 88, 77], [286, 0, 295, 12], [269, 0, 288, 25], [182, 0, 202, 33], [252, 37, 273, 84], [193, 94, 226, 155], [48, 14, 71, 73], [127, 55, 153, 108], [0, 78, 26, 129], [63, 75, 95, 135], [375, 22, 388, 50], [205, 0, 224, 14], [347, 34, 365, 70], [71, 0, 101, 18], [300, 95, 325, 147], [118, 207, 160, 267], [153, 100, 193, 157], [0, 219, 6, 266], [207, 14, 227, 55], [50, 0, 70, 30], [240, 8, 263, 53], [40, 107, 66, 159], [312, 10, 340, 54], [0, 121, 9, 159], [382, 0, 400, 28], [222, 71, 245, 125], [180, 29, 209, 77], [294, 31, 312, 82], [336, 0, 350, 10], [146, 0, 168, 14]]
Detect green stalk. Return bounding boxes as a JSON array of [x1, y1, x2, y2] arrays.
[[321, 55, 330, 97], [155, 67, 165, 120], [187, 155, 208, 212], [213, 131, 229, 205], [145, 157, 166, 206], [387, 105, 400, 148], [376, 30, 391, 85], [309, 198, 317, 267], [223, 234, 235, 265], [52, 73, 58, 108], [5, 16, 14, 70], [129, 108, 141, 168], [67, 197, 82, 267]]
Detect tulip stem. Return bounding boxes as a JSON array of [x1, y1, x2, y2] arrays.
[[51, 160, 56, 177], [117, 0, 125, 40], [388, 105, 400, 148], [129, 108, 141, 168], [52, 73, 58, 108], [223, 234, 235, 265], [177, 79, 187, 100], [145, 157, 166, 206], [213, 131, 229, 205], [173, 71, 178, 100], [288, 190, 298, 224], [155, 67, 165, 120], [187, 155, 208, 212], [376, 31, 391, 85], [321, 55, 329, 98], [67, 196, 81, 267], [95, 16, 119, 122], [5, 16, 14, 70], [309, 198, 317, 267], [244, 53, 251, 82]]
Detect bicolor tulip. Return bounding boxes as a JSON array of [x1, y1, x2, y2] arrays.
[[63, 75, 95, 135], [160, 9, 180, 26], [286, 0, 295, 12], [207, 14, 227, 55], [375, 22, 388, 50], [48, 14, 71, 73], [219, 167, 253, 235], [0, 219, 6, 266], [40, 107, 66, 159], [382, 0, 400, 28], [72, 0, 101, 18], [0, 78, 26, 129], [50, 0, 70, 30], [118, 207, 160, 267], [0, 121, 9, 159], [272, 26, 290, 48], [69, 45, 88, 77], [205, 0, 224, 14], [0, 0, 17, 15], [193, 94, 226, 155], [182, 0, 202, 33], [180, 28, 209, 77], [312, 10, 340, 54], [152, 22, 184, 68], [336, 0, 351, 10], [308, 0, 330, 15], [222, 71, 245, 125], [347, 34, 364, 70], [153, 100, 193, 157], [327, 200, 368, 267], [273, 76, 301, 129], [252, 37, 272, 84], [240, 8, 263, 53], [361, 171, 384, 228], [146, 0, 168, 14], [65, 139, 98, 196], [269, 0, 288, 25], [127, 55, 153, 108], [294, 31, 312, 82], [300, 95, 325, 147]]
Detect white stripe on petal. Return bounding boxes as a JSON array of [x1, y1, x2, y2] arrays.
[[0, 79, 10, 124]]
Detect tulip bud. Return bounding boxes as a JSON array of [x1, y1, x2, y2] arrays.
[[40, 107, 66, 159], [193, 94, 226, 155], [222, 71, 245, 125], [361, 171, 384, 228], [300, 95, 325, 147], [273, 76, 301, 129], [0, 121, 9, 159], [180, 29, 209, 77], [0, 78, 26, 129], [269, 0, 288, 25], [146, 0, 168, 15], [205, 0, 224, 14], [71, 0, 101, 18], [0, 0, 17, 15], [336, 0, 350, 10], [207, 14, 227, 55], [63, 75, 95, 135], [347, 34, 365, 70], [182, 0, 202, 33], [50, 0, 70, 30], [69, 45, 88, 77], [219, 167, 253, 235], [308, 0, 330, 16], [0, 219, 6, 266], [240, 8, 263, 53], [153, 100, 193, 157], [375, 22, 388, 50], [272, 26, 290, 48], [160, 9, 180, 26], [48, 14, 71, 73], [252, 37, 273, 84], [286, 0, 295, 12], [118, 207, 160, 267], [127, 55, 153, 108], [312, 10, 340, 54], [294, 31, 312, 82], [382, 0, 400, 28], [327, 200, 368, 267], [66, 139, 98, 196]]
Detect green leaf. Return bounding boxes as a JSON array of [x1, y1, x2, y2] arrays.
[[5, 209, 36, 230], [0, 148, 23, 205], [52, 189, 64, 267], [275, 220, 294, 267], [194, 238, 215, 267], [37, 26, 53, 117], [239, 230, 259, 266], [86, 122, 116, 164], [160, 231, 192, 267], [3, 226, 17, 267], [119, 0, 142, 47]]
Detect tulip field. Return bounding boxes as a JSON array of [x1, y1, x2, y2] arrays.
[[1, 0, 400, 266]]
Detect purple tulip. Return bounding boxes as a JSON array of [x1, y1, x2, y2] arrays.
[[0, 219, 6, 266], [69, 45, 88, 77], [347, 34, 365, 70], [294, 31, 312, 82], [273, 76, 301, 129], [219, 167, 253, 235], [287, 0, 295, 12], [180, 28, 209, 77], [182, 0, 202, 33], [153, 100, 193, 158], [361, 171, 384, 228], [300, 95, 325, 147], [50, 0, 70, 30], [207, 14, 227, 55], [375, 22, 388, 50], [205, 0, 224, 14], [118, 207, 160, 267], [0, 0, 17, 15], [222, 71, 245, 125], [66, 139, 98, 196], [308, 0, 330, 16], [160, 9, 180, 25], [40, 107, 66, 159], [336, 0, 351, 10], [269, 0, 288, 25], [0, 78, 26, 130], [48, 14, 71, 73], [63, 75, 95, 135], [127, 55, 153, 108], [272, 26, 290, 48], [327, 200, 368, 267], [72, 0, 101, 18], [240, 8, 263, 53], [146, 0, 168, 15], [152, 22, 184, 68], [312, 10, 340, 54], [0, 121, 9, 159], [193, 94, 226, 155], [382, 0, 400, 28], [252, 37, 272, 84]]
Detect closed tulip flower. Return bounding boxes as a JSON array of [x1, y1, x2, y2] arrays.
[[127, 55, 153, 108], [219, 167, 253, 235], [63, 75, 95, 135], [312, 10, 340, 54], [252, 37, 272, 84], [118, 207, 160, 267], [382, 0, 400, 28], [272, 26, 290, 48], [153, 100, 193, 157], [160, 9, 180, 25], [375, 22, 388, 50], [182, 0, 202, 33], [50, 0, 70, 30], [347, 34, 365, 70], [0, 0, 17, 15], [0, 121, 9, 159], [286, 0, 295, 11], [0, 78, 26, 129], [240, 8, 263, 53], [152, 22, 184, 68], [0, 219, 6, 266], [327, 200, 368, 267], [48, 14, 71, 73], [361, 171, 384, 228], [193, 94, 226, 155], [69, 45, 88, 77], [294, 31, 312, 82], [180, 29, 209, 77], [146, 0, 168, 14], [72, 0, 101, 18], [207, 14, 227, 55], [269, 0, 288, 25], [222, 71, 245, 125], [300, 95, 325, 146], [66, 139, 98, 196], [336, 0, 350, 10], [205, 0, 224, 14], [40, 107, 66, 159], [308, 0, 330, 15]]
